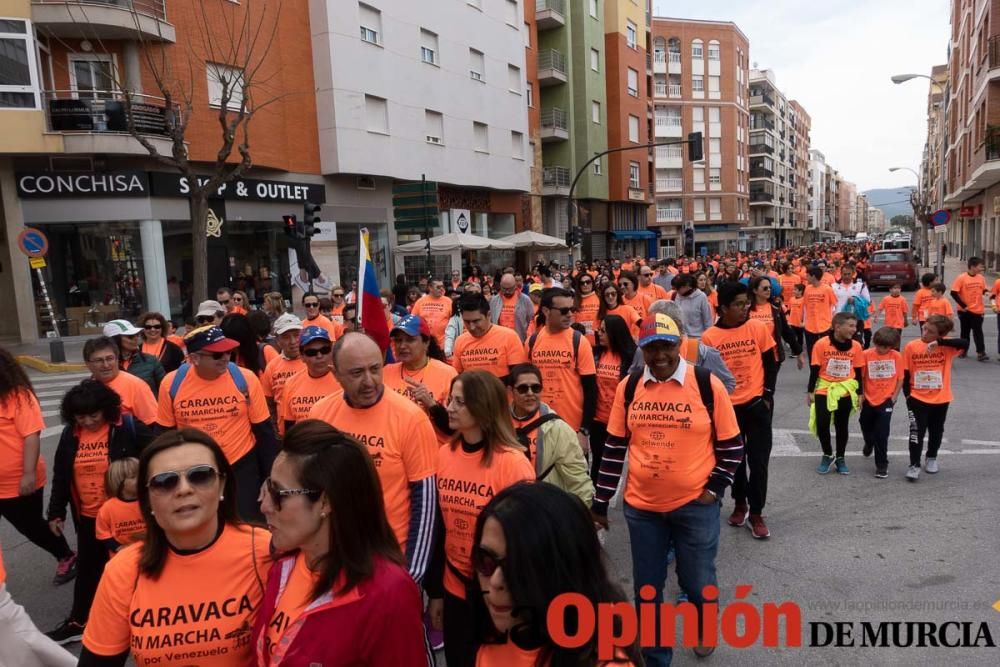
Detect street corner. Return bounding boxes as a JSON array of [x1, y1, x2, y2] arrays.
[[16, 355, 88, 374]]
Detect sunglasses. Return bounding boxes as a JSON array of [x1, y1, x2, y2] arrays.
[[472, 546, 507, 578], [551, 306, 576, 315], [514, 383, 542, 395], [261, 478, 321, 511], [332, 293, 344, 298], [144, 324, 162, 331], [196, 316, 215, 324], [147, 464, 219, 494], [196, 351, 228, 361], [579, 279, 593, 285], [302, 345, 332, 357], [304, 302, 320, 308], [233, 297, 243, 303]]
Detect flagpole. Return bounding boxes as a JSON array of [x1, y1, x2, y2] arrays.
[[357, 228, 369, 330]]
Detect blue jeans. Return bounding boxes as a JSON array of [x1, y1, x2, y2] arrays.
[[624, 499, 720, 667]]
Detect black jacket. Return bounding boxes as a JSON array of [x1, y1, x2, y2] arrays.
[[758, 300, 803, 362], [47, 416, 153, 522]]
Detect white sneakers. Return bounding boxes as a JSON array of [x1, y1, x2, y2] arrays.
[[924, 457, 939, 474], [905, 465, 920, 482]]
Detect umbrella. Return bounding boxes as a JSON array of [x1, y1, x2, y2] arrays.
[[395, 232, 514, 254], [496, 230, 568, 250]]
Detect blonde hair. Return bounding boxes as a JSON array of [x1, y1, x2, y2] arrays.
[[263, 292, 286, 316], [104, 457, 139, 500]]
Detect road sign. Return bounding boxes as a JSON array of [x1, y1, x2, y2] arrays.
[[935, 224, 948, 234], [930, 209, 951, 227], [29, 257, 46, 269], [17, 227, 49, 257]]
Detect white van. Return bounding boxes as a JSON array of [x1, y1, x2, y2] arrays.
[[855, 232, 869, 242]]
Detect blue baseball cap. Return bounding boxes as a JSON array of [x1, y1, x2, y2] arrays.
[[184, 326, 239, 354], [299, 325, 330, 347], [391, 314, 431, 338]]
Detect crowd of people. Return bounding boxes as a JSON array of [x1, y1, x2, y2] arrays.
[[0, 241, 997, 667]]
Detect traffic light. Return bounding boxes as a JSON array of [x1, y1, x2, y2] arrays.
[[565, 230, 574, 247], [303, 202, 322, 238], [687, 131, 704, 162], [283, 214, 298, 239]]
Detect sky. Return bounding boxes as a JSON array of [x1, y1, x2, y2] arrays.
[[652, 0, 951, 193]]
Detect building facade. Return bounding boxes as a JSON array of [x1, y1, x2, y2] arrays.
[[837, 178, 856, 236], [650, 17, 750, 257], [788, 100, 812, 244], [809, 149, 826, 232]]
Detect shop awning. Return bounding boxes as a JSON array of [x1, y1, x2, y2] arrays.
[[610, 230, 657, 240]]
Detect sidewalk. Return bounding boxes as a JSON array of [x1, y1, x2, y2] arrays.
[[4, 336, 89, 373]]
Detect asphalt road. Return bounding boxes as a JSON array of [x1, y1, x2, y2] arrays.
[[4, 314, 999, 665]]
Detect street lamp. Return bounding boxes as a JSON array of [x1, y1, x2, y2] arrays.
[[890, 74, 926, 84]]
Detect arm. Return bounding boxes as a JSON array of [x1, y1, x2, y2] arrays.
[[549, 423, 594, 506], [404, 476, 436, 585], [422, 508, 445, 599], [427, 403, 453, 436], [700, 295, 714, 332], [251, 420, 279, 475], [762, 350, 779, 397], [807, 364, 820, 393], [20, 432, 41, 496], [591, 434, 629, 517], [78, 648, 129, 667], [776, 307, 802, 356], [854, 367, 864, 395], [47, 430, 72, 520], [580, 375, 597, 431], [705, 433, 745, 499], [950, 290, 968, 310], [938, 337, 971, 353]]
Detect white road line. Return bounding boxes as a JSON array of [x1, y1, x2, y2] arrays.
[[772, 428, 801, 454], [961, 439, 1000, 447], [42, 425, 62, 438], [775, 428, 940, 444]]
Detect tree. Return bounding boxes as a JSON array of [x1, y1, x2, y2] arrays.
[[890, 214, 915, 232]]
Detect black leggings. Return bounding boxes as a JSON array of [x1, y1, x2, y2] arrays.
[[443, 592, 477, 667], [70, 514, 109, 623], [232, 449, 264, 522], [0, 488, 73, 561], [958, 311, 985, 355], [815, 395, 853, 458], [907, 398, 949, 466]]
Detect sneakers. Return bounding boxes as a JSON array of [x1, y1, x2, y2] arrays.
[[835, 457, 850, 475], [862, 440, 873, 457], [906, 465, 921, 482], [874, 468, 888, 479], [816, 455, 835, 474], [747, 514, 770, 539], [423, 610, 444, 651], [46, 619, 84, 645], [925, 457, 939, 474], [53, 552, 77, 586], [728, 503, 749, 527], [977, 352, 989, 362]]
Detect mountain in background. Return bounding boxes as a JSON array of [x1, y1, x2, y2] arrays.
[[862, 188, 915, 220]]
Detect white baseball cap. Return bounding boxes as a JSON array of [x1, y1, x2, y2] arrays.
[[273, 313, 303, 335], [103, 319, 142, 337], [196, 300, 224, 318]]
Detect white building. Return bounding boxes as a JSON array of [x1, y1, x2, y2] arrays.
[[808, 149, 826, 232], [310, 0, 531, 282]]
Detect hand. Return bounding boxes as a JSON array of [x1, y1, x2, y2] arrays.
[[49, 518, 64, 536], [796, 352, 805, 370], [695, 489, 718, 504], [403, 377, 436, 409], [577, 431, 591, 456], [926, 340, 938, 352], [806, 392, 814, 406], [591, 510, 609, 531], [18, 472, 36, 496], [428, 598, 444, 631]]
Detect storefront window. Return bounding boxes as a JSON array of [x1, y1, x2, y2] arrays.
[[337, 224, 389, 290]]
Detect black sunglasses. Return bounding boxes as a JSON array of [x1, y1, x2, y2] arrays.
[[302, 345, 332, 357], [579, 279, 593, 285], [147, 464, 219, 494], [551, 306, 576, 316], [332, 293, 344, 298], [472, 546, 507, 578], [514, 383, 542, 395], [196, 316, 215, 324], [144, 324, 162, 330], [196, 351, 228, 360], [304, 302, 320, 308], [261, 478, 321, 511]]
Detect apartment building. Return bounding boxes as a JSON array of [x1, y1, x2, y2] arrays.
[[837, 177, 856, 236], [1, 0, 323, 342], [809, 149, 826, 231], [788, 100, 811, 244], [650, 17, 750, 257], [938, 0, 1000, 266], [921, 64, 948, 211], [867, 205, 886, 235], [524, 0, 543, 231]]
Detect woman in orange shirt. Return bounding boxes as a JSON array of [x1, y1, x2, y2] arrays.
[[427, 371, 535, 667], [618, 272, 652, 324], [137, 312, 184, 374], [472, 482, 640, 667], [591, 315, 635, 485], [597, 284, 641, 340], [384, 315, 457, 439]]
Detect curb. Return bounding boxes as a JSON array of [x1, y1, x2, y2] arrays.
[[16, 356, 88, 374]]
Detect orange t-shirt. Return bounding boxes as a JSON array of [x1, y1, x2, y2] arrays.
[[309, 388, 437, 550], [802, 284, 837, 333], [922, 296, 953, 320], [878, 295, 909, 329], [951, 272, 987, 314], [156, 366, 270, 464], [861, 347, 902, 406], [106, 372, 158, 425], [436, 444, 535, 599], [411, 295, 453, 347], [262, 344, 279, 367], [810, 336, 864, 392], [748, 303, 775, 337], [384, 359, 457, 408], [496, 294, 520, 331], [525, 328, 596, 431], [911, 287, 933, 321], [903, 339, 962, 404], [95, 497, 145, 550], [452, 325, 527, 379], [302, 313, 342, 341], [606, 364, 740, 513], [636, 282, 669, 303], [0, 389, 46, 499], [990, 278, 1000, 310], [621, 291, 653, 322], [141, 338, 166, 361], [821, 272, 836, 287], [701, 320, 776, 406], [74, 424, 111, 518], [575, 292, 602, 343], [779, 273, 803, 296], [260, 355, 306, 403], [0, 542, 5, 585], [263, 551, 319, 661], [83, 524, 270, 666], [786, 295, 804, 327], [594, 351, 624, 424], [706, 290, 718, 319], [279, 371, 342, 425], [603, 305, 641, 340]]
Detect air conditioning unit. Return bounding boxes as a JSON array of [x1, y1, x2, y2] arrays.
[[470, 70, 483, 81], [426, 135, 442, 145], [356, 176, 376, 190]]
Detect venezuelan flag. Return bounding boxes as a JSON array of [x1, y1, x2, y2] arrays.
[[357, 228, 390, 354]]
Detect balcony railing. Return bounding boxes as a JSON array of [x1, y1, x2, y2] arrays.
[[654, 82, 666, 97], [535, 0, 565, 29], [668, 52, 681, 63], [540, 107, 567, 131], [986, 126, 1000, 160], [990, 35, 1000, 69], [749, 92, 775, 107], [655, 116, 682, 127], [653, 52, 666, 64], [656, 208, 683, 222], [750, 117, 774, 131], [750, 191, 774, 203], [668, 84, 682, 98], [749, 167, 773, 178], [538, 49, 567, 76], [34, 0, 167, 21], [748, 143, 774, 155], [656, 177, 683, 191], [43, 90, 177, 135], [542, 166, 571, 188], [656, 145, 683, 160]]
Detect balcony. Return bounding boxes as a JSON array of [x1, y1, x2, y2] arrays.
[[654, 82, 666, 97], [43, 90, 177, 155], [668, 51, 681, 74], [990, 34, 1000, 69], [653, 51, 666, 73], [656, 208, 683, 222], [749, 92, 775, 109], [654, 115, 682, 138], [537, 49, 567, 87], [32, 0, 175, 43], [668, 84, 682, 98], [749, 117, 774, 131], [749, 167, 773, 179], [655, 177, 683, 192], [655, 145, 683, 168], [748, 143, 774, 155], [540, 108, 568, 142], [945, 125, 1000, 205], [749, 189, 774, 204], [535, 0, 565, 30], [542, 166, 570, 196]]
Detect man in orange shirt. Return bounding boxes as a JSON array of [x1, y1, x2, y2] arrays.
[[411, 279, 452, 348], [83, 337, 158, 426], [309, 332, 437, 584], [701, 283, 778, 538], [636, 265, 670, 303], [859, 327, 903, 478], [801, 266, 838, 360], [452, 293, 527, 382], [950, 256, 989, 360], [488, 273, 533, 341], [991, 276, 1000, 358], [279, 326, 341, 431], [261, 313, 306, 434], [301, 292, 342, 341]]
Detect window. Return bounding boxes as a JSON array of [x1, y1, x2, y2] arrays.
[[359, 3, 381, 45], [469, 48, 485, 81], [526, 83, 533, 107], [693, 168, 705, 186], [206, 63, 245, 110], [0, 19, 40, 108], [365, 95, 388, 133], [508, 64, 521, 92], [692, 107, 704, 122], [425, 109, 443, 144], [708, 107, 720, 122], [628, 114, 639, 142], [629, 161, 641, 188], [419, 29, 438, 65], [592, 100, 600, 123], [693, 198, 706, 221], [692, 39, 703, 59], [524, 22, 531, 48], [710, 198, 721, 220], [593, 158, 602, 175], [708, 41, 720, 61], [474, 121, 488, 152], [591, 48, 600, 72], [710, 138, 720, 154], [626, 20, 637, 49], [709, 168, 721, 184], [71, 55, 116, 99], [692, 75, 704, 92], [589, 0, 598, 18], [512, 130, 524, 159], [709, 75, 720, 93], [627, 68, 638, 97]]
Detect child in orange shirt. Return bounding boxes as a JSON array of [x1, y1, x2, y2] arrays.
[[877, 284, 909, 348], [922, 283, 954, 322], [859, 328, 903, 478], [911, 273, 936, 328], [786, 283, 805, 353], [95, 458, 144, 556]]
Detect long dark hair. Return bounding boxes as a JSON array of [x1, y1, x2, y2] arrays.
[[137, 429, 241, 578], [595, 315, 635, 367], [0, 346, 34, 402], [596, 283, 621, 322], [221, 314, 262, 375], [471, 482, 641, 666], [449, 371, 523, 467], [60, 379, 121, 425], [282, 420, 404, 599]]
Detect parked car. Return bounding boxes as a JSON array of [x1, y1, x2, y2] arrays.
[[867, 249, 919, 290]]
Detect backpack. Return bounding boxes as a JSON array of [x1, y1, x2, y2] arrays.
[[527, 328, 582, 364], [515, 412, 562, 481], [622, 364, 715, 440], [168, 362, 249, 404]]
